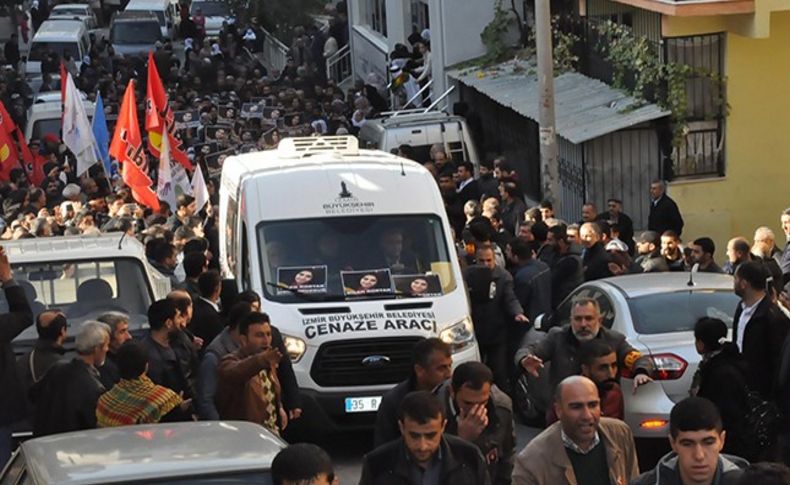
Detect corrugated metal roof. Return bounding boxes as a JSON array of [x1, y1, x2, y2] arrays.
[[448, 59, 670, 144]]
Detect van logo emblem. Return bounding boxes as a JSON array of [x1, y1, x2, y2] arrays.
[[362, 355, 391, 367], [339, 182, 353, 198]]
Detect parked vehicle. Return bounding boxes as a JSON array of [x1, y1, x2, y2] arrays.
[[26, 19, 89, 80], [189, 0, 231, 36], [49, 4, 100, 30], [0, 421, 285, 484], [25, 99, 95, 142], [124, 0, 175, 39], [523, 272, 738, 439], [220, 136, 479, 432], [358, 111, 480, 169], [109, 11, 163, 57]]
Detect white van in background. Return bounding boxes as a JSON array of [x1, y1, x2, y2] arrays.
[[26, 19, 89, 80], [124, 0, 175, 38], [25, 98, 96, 142], [358, 111, 480, 168], [220, 136, 479, 432]]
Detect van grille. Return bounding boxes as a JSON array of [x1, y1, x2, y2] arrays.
[[310, 337, 423, 387]]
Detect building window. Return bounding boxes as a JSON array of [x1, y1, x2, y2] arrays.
[[411, 0, 429, 34], [664, 33, 726, 178], [367, 0, 387, 36]]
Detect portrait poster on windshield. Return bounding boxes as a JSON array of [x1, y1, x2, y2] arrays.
[[277, 265, 328, 295], [393, 274, 442, 297], [342, 269, 394, 296]]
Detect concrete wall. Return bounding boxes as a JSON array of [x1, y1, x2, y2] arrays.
[[667, 10, 790, 258]]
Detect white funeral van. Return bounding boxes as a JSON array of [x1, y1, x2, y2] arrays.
[[220, 136, 479, 429]]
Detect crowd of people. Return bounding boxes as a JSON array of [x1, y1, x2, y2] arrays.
[[1, 0, 790, 484]]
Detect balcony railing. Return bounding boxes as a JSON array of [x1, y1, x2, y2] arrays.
[[606, 0, 754, 16]]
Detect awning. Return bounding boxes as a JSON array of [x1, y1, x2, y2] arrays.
[[447, 59, 670, 144]]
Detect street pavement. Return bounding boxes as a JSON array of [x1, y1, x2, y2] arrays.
[[323, 423, 542, 483]]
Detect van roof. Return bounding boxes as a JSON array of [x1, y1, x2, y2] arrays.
[[28, 99, 95, 117], [223, 136, 414, 177], [374, 111, 462, 127], [51, 4, 92, 11], [125, 0, 169, 10], [113, 10, 160, 21], [33, 19, 86, 40], [2, 235, 143, 263]]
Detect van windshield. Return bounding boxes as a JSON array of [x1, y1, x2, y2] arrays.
[[257, 215, 456, 303], [3, 258, 153, 348], [191, 1, 229, 16], [29, 41, 79, 62], [31, 118, 62, 140], [112, 21, 161, 43]]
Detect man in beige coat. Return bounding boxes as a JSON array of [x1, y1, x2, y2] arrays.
[[512, 376, 639, 485]]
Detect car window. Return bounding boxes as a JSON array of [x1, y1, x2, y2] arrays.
[[553, 286, 616, 329], [628, 291, 739, 334]]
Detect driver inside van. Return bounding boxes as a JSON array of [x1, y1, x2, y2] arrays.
[[374, 228, 419, 274]]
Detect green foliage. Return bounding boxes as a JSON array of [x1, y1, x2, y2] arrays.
[[593, 20, 727, 147], [480, 0, 515, 65]]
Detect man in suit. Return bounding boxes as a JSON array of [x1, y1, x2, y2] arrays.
[[732, 261, 790, 400], [455, 161, 480, 204], [648, 180, 684, 236], [595, 198, 635, 255], [189, 270, 224, 346]]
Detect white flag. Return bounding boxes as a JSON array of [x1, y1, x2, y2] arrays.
[[171, 161, 193, 196], [191, 163, 209, 212], [62, 73, 99, 176], [156, 131, 177, 209]]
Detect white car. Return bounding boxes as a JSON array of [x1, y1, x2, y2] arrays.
[[525, 272, 739, 440], [190, 0, 231, 36], [49, 4, 100, 30], [0, 422, 285, 484]]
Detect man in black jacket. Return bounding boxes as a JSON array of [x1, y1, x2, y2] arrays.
[[455, 162, 480, 204], [360, 391, 491, 485], [16, 311, 67, 415], [437, 362, 515, 485], [189, 270, 224, 346], [546, 225, 583, 309], [732, 261, 790, 400], [374, 338, 452, 448], [596, 198, 635, 255], [580, 222, 612, 281], [0, 247, 34, 468], [463, 244, 528, 393], [31, 321, 110, 437], [648, 180, 684, 236]]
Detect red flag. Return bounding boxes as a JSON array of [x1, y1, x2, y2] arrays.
[[145, 52, 191, 169], [0, 102, 21, 181], [15, 127, 44, 186], [110, 81, 160, 211], [60, 61, 67, 107]]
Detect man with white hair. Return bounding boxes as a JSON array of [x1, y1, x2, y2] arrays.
[[752, 226, 784, 293], [30, 321, 110, 437]]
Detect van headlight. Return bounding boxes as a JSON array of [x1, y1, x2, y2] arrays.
[[439, 317, 475, 353], [282, 335, 306, 363]]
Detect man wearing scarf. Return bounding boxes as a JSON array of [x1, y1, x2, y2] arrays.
[[97, 341, 188, 426]]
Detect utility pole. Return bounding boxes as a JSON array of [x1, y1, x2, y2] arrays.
[[534, 0, 560, 210]]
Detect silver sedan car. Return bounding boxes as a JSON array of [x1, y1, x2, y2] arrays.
[[1, 421, 285, 484], [525, 272, 739, 439]]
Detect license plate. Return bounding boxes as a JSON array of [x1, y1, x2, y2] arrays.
[[344, 396, 381, 413]]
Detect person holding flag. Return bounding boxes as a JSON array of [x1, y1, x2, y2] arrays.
[[110, 80, 160, 212]]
